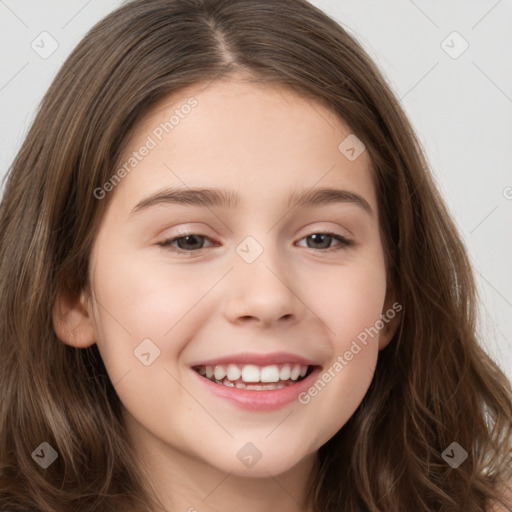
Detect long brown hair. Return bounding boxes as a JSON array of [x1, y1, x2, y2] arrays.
[[1, 0, 511, 510]]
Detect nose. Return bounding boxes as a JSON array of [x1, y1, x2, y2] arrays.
[[222, 246, 303, 327]]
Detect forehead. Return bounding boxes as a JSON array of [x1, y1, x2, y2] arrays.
[[109, 78, 376, 216]]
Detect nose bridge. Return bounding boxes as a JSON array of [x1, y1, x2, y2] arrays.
[[223, 233, 301, 324]]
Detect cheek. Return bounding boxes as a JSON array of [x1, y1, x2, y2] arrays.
[[88, 250, 211, 429], [293, 251, 387, 444], [327, 262, 387, 380], [297, 346, 378, 453], [88, 245, 206, 373], [305, 252, 388, 342]]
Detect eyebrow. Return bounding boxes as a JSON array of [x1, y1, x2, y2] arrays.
[[129, 186, 373, 218]]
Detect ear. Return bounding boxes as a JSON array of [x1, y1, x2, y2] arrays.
[[378, 287, 402, 351], [53, 286, 97, 348]]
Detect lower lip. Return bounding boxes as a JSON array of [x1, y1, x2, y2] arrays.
[[192, 367, 321, 411]]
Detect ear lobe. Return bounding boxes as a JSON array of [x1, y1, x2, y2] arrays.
[[53, 287, 96, 348], [378, 292, 402, 351]]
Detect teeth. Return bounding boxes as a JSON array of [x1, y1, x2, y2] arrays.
[[241, 364, 260, 382], [226, 364, 242, 381], [213, 365, 226, 380], [260, 365, 280, 383], [243, 382, 287, 390], [214, 379, 288, 390], [280, 364, 291, 380], [197, 363, 310, 386]]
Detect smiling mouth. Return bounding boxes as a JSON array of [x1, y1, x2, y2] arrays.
[[192, 363, 315, 390]]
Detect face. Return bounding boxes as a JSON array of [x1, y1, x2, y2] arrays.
[[57, 77, 398, 479]]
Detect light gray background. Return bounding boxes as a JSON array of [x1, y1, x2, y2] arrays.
[[1, 1, 511, 382]]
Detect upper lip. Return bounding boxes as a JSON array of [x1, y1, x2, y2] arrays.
[[190, 351, 320, 368]]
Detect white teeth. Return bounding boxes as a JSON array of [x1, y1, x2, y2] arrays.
[[214, 365, 226, 380], [197, 363, 311, 386], [226, 364, 242, 381], [241, 364, 260, 382], [279, 364, 291, 381], [244, 382, 286, 390], [260, 365, 280, 383], [290, 364, 300, 380], [215, 379, 287, 390]]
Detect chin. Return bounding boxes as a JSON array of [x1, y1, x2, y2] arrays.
[[202, 441, 314, 478]]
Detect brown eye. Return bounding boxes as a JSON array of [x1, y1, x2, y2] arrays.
[[157, 230, 352, 256], [158, 233, 215, 254], [296, 232, 353, 251]]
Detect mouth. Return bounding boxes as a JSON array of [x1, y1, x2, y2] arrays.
[[192, 363, 315, 391]]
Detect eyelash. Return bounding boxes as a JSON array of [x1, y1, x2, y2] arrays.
[[157, 230, 354, 256]]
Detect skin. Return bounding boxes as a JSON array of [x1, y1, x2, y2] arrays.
[[54, 77, 400, 512]]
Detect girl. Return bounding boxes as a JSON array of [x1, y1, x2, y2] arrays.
[[1, 0, 511, 511]]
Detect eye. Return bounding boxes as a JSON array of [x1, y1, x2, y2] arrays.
[[158, 230, 353, 255], [296, 231, 353, 252], [157, 233, 216, 255]]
